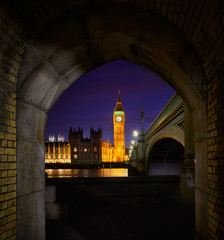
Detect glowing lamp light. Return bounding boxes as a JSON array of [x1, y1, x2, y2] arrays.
[[133, 131, 138, 137], [130, 146, 133, 149], [131, 140, 135, 144]]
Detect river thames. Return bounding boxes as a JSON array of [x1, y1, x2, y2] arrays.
[[45, 168, 128, 178]]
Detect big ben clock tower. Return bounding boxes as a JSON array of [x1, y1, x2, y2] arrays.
[[113, 90, 125, 162]]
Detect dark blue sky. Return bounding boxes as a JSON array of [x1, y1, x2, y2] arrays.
[[45, 60, 175, 148]]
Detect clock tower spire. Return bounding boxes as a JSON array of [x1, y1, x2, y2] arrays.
[[115, 90, 124, 111], [113, 90, 125, 162]]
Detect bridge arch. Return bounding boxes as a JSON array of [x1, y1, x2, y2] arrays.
[[147, 137, 184, 176], [146, 133, 184, 163], [15, 3, 207, 239]]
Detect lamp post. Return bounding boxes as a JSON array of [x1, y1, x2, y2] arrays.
[[133, 130, 138, 145]]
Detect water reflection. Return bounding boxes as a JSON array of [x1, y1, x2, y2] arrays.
[[46, 168, 128, 178]]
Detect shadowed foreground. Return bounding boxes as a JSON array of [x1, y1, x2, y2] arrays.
[[46, 177, 194, 240]]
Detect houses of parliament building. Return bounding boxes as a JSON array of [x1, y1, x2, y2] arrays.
[[45, 92, 129, 164]]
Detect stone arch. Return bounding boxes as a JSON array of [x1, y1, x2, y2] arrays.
[[16, 4, 207, 240]]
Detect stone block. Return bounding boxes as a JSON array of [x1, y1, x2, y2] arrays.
[[192, 100, 207, 142], [17, 191, 45, 240], [17, 139, 45, 197], [17, 100, 47, 144], [48, 42, 95, 84], [17, 46, 44, 90], [5, 133, 16, 141], [195, 138, 208, 193], [17, 62, 69, 113], [63, 58, 96, 85]]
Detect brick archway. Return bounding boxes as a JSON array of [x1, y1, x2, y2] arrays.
[[16, 5, 207, 240], [3, 1, 224, 239]]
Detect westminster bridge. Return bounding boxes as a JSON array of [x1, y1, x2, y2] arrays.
[[131, 93, 195, 178]]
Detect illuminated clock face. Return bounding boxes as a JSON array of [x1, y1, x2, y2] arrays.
[[116, 116, 122, 122]]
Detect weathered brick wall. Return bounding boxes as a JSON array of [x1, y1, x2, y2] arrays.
[[0, 14, 25, 240], [207, 62, 224, 239]]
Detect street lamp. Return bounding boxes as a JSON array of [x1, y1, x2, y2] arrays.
[[133, 131, 138, 138], [133, 130, 138, 145]]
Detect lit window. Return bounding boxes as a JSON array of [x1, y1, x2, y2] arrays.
[[74, 147, 77, 152], [74, 154, 78, 159], [84, 148, 87, 152], [94, 147, 97, 152]]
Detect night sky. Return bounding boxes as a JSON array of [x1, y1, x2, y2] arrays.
[[45, 60, 175, 148]]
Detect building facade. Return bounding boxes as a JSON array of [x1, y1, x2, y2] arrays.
[[69, 127, 103, 164], [102, 140, 114, 162], [45, 134, 71, 163], [45, 129, 115, 164]]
